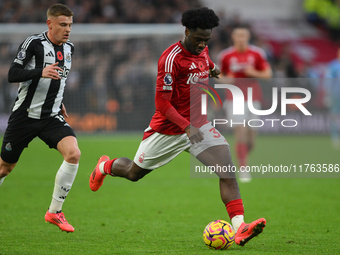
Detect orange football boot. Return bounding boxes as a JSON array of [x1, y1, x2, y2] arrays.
[[235, 218, 266, 246], [45, 210, 74, 232], [89, 155, 110, 191]]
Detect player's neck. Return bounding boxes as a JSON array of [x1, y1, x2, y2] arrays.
[[235, 45, 248, 52], [46, 31, 63, 46], [181, 40, 190, 53]]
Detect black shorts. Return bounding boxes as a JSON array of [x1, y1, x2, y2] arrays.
[[1, 111, 76, 163]]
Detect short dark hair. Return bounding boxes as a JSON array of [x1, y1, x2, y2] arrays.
[[181, 7, 219, 30], [47, 3, 73, 19]]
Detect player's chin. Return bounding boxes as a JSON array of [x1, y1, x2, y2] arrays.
[[195, 48, 204, 55]]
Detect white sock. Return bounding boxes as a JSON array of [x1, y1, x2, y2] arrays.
[[99, 161, 106, 175], [49, 160, 78, 213], [0, 176, 6, 186], [231, 215, 244, 232]]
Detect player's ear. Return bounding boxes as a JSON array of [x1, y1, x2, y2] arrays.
[[46, 18, 53, 30], [185, 28, 190, 38]]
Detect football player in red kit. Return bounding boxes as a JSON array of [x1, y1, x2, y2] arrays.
[[218, 25, 272, 182], [90, 8, 266, 246]]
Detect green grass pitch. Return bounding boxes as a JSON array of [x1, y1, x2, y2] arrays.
[[1, 134, 339, 254]]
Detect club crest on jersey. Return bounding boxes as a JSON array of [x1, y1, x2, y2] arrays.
[[5, 142, 12, 151], [65, 52, 71, 63], [138, 152, 145, 163], [17, 50, 26, 60]]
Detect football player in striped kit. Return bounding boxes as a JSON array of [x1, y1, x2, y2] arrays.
[[0, 4, 80, 232]]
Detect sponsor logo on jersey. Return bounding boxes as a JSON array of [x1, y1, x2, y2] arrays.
[[230, 56, 255, 72], [17, 50, 26, 60], [55, 115, 65, 123], [45, 51, 54, 57], [5, 143, 12, 151], [189, 62, 197, 70], [57, 66, 70, 78], [45, 63, 70, 78], [186, 70, 210, 85], [57, 51, 63, 61]]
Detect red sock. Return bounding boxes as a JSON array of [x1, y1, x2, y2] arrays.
[[103, 158, 117, 175], [226, 199, 244, 219], [236, 143, 248, 167]]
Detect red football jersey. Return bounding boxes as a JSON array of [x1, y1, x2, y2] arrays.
[[149, 41, 214, 135], [219, 45, 270, 101]]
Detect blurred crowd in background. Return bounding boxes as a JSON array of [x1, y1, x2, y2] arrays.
[[304, 0, 340, 42], [0, 0, 339, 132], [0, 0, 201, 23]]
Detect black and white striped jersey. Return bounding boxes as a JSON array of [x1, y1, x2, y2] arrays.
[[8, 31, 74, 119]]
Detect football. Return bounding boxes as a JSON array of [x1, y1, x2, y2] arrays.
[[203, 220, 235, 250]]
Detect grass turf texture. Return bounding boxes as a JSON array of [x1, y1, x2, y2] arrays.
[[0, 134, 339, 255]]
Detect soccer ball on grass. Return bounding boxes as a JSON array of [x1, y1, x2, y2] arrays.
[[203, 219, 235, 250]]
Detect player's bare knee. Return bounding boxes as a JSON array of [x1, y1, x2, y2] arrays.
[[127, 172, 143, 182], [220, 177, 238, 188], [64, 148, 81, 164], [0, 164, 15, 177]]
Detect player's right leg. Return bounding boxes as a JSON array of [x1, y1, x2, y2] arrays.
[[90, 156, 151, 191], [0, 113, 35, 186], [90, 128, 189, 191]]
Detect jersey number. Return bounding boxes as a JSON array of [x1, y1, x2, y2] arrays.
[[209, 127, 221, 138]]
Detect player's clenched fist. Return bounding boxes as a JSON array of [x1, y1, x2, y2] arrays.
[[42, 62, 63, 79], [210, 65, 221, 78]]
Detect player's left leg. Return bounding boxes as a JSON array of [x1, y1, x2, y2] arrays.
[[193, 123, 266, 246], [43, 135, 80, 232], [196, 145, 240, 202], [40, 115, 80, 232], [196, 145, 266, 246]]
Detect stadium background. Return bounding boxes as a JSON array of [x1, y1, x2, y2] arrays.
[[0, 0, 339, 135]]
